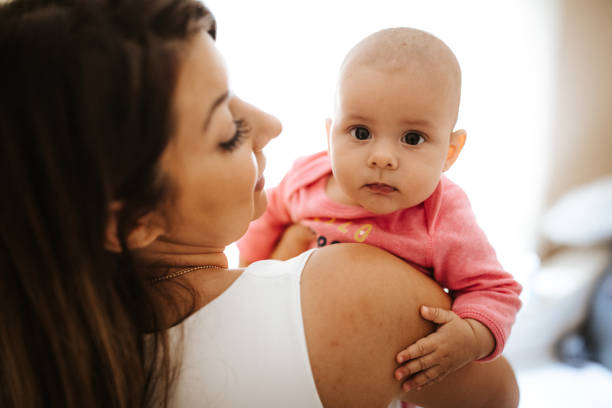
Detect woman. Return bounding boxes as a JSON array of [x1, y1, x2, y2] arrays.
[[0, 0, 518, 407]]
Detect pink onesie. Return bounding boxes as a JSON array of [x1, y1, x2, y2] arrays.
[[238, 151, 522, 360]]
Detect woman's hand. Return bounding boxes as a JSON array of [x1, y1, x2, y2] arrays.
[[394, 305, 495, 391], [269, 224, 316, 261]]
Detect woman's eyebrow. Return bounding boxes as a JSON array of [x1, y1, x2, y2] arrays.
[[203, 90, 230, 131]]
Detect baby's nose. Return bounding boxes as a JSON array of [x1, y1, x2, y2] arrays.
[[368, 150, 398, 169]]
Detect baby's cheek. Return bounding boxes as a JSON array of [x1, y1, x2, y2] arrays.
[[345, 170, 363, 194]]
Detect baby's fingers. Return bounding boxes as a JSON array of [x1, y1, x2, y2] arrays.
[[401, 365, 444, 392], [395, 352, 438, 381], [396, 337, 435, 364], [419, 305, 456, 325]]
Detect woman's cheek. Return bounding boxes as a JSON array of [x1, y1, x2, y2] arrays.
[[253, 190, 268, 220], [230, 159, 258, 209]]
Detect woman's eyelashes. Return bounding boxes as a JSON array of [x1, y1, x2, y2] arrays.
[[219, 119, 249, 151]]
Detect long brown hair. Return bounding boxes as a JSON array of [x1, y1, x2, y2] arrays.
[[0, 0, 215, 406]]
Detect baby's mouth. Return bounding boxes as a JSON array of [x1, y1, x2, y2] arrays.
[[364, 183, 397, 194]]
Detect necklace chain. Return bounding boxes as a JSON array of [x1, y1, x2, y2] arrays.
[[147, 265, 223, 283]]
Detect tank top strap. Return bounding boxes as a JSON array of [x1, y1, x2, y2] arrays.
[[245, 248, 317, 281]]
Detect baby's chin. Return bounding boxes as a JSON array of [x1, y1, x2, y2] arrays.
[[357, 194, 424, 215], [358, 199, 405, 215]]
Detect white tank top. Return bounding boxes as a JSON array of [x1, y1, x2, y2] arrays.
[[167, 249, 323, 407]]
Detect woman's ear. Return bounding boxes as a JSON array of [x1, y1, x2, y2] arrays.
[[104, 201, 165, 252], [443, 129, 467, 171]]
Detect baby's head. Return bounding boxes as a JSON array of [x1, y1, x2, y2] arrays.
[[326, 28, 466, 214]]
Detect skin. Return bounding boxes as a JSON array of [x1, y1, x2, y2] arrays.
[[113, 32, 519, 407], [304, 244, 518, 407], [324, 64, 463, 215], [123, 32, 281, 279]]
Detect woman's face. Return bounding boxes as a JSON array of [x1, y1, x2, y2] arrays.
[[158, 33, 281, 248]]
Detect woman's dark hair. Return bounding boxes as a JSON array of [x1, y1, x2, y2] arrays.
[[0, 0, 215, 406]]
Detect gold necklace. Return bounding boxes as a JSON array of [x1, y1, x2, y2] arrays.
[[147, 265, 224, 284]]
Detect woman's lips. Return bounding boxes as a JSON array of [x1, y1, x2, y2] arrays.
[[365, 183, 397, 194], [254, 175, 265, 192]]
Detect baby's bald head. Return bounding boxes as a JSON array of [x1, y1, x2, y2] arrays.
[[326, 28, 468, 214], [338, 28, 462, 124]]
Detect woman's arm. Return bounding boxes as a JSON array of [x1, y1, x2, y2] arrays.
[[301, 243, 518, 408]]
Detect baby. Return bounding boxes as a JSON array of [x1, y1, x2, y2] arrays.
[[237, 28, 522, 393]]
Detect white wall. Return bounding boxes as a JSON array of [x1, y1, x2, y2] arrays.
[[542, 0, 612, 220], [204, 0, 560, 268]]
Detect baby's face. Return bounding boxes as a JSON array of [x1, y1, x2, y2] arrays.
[[327, 65, 460, 214]]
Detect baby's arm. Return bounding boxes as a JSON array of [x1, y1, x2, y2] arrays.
[[394, 306, 495, 390], [268, 223, 316, 261], [239, 153, 328, 265], [392, 179, 522, 390], [237, 188, 315, 265], [430, 179, 522, 359], [237, 185, 292, 266]]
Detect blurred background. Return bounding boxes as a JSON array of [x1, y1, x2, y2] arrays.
[[205, 0, 612, 405]]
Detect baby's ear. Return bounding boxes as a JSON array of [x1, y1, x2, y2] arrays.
[[443, 129, 467, 171]]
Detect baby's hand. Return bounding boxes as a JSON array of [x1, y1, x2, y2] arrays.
[[394, 306, 485, 391]]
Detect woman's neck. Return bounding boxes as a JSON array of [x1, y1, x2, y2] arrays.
[[135, 238, 230, 280], [137, 239, 242, 330]]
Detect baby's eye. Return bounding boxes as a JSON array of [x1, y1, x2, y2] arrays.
[[402, 132, 425, 145], [350, 126, 371, 141]]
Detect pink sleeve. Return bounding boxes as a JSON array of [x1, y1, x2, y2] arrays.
[[236, 183, 292, 263], [237, 152, 331, 263], [430, 183, 522, 361]]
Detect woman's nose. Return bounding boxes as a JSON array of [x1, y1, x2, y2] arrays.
[[257, 109, 282, 147], [368, 147, 398, 170], [231, 96, 282, 150]]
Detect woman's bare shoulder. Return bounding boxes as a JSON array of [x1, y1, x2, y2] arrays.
[[300, 243, 519, 408], [301, 244, 450, 328], [300, 243, 449, 407]]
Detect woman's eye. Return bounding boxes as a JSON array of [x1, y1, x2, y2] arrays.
[[402, 132, 425, 145], [350, 126, 371, 141], [219, 119, 249, 152]]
